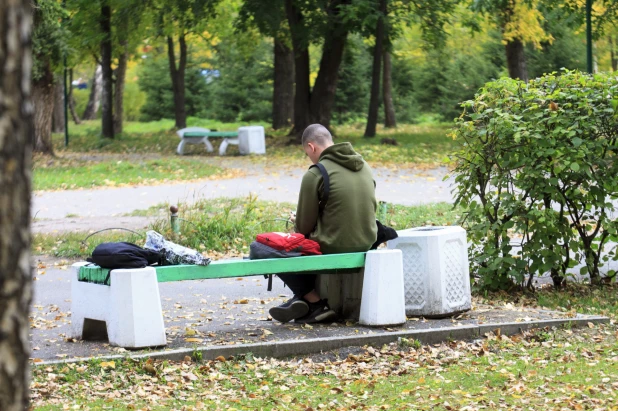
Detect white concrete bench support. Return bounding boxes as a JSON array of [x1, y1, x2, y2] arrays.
[[359, 249, 405, 326], [71, 263, 167, 348], [316, 249, 405, 325]]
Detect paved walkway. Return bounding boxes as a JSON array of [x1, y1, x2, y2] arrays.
[[32, 165, 454, 232]]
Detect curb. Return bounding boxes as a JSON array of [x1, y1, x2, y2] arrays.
[[36, 314, 610, 366]]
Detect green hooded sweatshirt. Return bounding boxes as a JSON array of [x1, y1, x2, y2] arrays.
[[295, 142, 377, 254]]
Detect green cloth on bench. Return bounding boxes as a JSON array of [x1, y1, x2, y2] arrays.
[[78, 252, 367, 286]]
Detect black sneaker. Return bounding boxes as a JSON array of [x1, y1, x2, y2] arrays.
[[295, 299, 337, 324], [269, 295, 310, 323]]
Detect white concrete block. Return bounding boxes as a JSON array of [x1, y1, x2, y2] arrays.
[[388, 226, 471, 317], [71, 264, 167, 348], [359, 249, 406, 326], [238, 126, 266, 155]]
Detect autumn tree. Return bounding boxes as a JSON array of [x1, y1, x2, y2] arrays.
[[153, 0, 219, 129], [0, 1, 34, 410], [32, 0, 67, 154], [472, 0, 554, 81]]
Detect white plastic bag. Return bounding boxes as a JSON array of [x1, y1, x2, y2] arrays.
[[144, 231, 211, 266]]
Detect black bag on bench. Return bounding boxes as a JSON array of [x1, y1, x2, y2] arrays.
[[87, 242, 163, 269]]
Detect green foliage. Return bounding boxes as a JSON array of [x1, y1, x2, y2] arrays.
[[332, 35, 372, 124], [204, 39, 273, 122], [452, 70, 618, 291], [32, 0, 68, 80], [123, 82, 147, 121], [137, 53, 209, 121]]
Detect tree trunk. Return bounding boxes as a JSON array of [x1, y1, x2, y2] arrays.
[[32, 60, 55, 155], [285, 0, 311, 139], [272, 37, 295, 130], [0, 2, 34, 411], [167, 34, 187, 129], [52, 74, 65, 133], [82, 64, 102, 120], [309, 19, 348, 130], [364, 0, 385, 138], [68, 69, 81, 124], [113, 41, 128, 134], [382, 50, 396, 128], [100, 2, 114, 138], [610, 36, 617, 71], [505, 38, 528, 82]]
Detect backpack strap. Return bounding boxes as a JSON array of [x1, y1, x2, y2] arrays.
[[310, 162, 330, 214]]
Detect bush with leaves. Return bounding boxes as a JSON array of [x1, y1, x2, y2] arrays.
[[452, 70, 618, 291]]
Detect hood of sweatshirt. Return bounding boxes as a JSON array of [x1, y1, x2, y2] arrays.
[[319, 142, 364, 172]]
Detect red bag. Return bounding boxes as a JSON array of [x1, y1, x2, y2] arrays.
[[256, 232, 322, 255]]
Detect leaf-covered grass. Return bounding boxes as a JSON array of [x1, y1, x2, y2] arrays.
[[51, 120, 454, 169], [33, 156, 221, 191], [31, 321, 618, 410], [32, 199, 461, 259]]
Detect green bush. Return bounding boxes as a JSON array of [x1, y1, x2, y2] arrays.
[[452, 70, 618, 291], [123, 82, 146, 121]]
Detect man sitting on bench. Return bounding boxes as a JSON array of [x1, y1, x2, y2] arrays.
[[269, 124, 378, 324]]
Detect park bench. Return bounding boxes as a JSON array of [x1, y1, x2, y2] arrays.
[[71, 249, 405, 348], [176, 126, 266, 156]]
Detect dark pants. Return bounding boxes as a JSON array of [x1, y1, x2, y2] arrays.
[[277, 273, 316, 296]]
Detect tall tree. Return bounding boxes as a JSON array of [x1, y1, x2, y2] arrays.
[[272, 38, 295, 129], [156, 0, 219, 129], [0, 1, 34, 410], [52, 76, 65, 133], [283, 0, 355, 139], [382, 49, 396, 128], [364, 0, 387, 138], [472, 0, 554, 81], [100, 0, 114, 138], [31, 0, 67, 155], [238, 0, 294, 130]]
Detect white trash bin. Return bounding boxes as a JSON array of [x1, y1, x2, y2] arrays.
[[387, 226, 471, 318], [238, 126, 266, 155]]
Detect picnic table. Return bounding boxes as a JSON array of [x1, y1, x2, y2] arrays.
[[176, 126, 265, 155]]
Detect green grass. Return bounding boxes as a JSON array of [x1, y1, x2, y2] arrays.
[[31, 322, 618, 410], [33, 156, 221, 191], [51, 120, 455, 169], [32, 199, 461, 259]]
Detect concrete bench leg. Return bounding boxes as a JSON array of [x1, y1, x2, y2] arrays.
[[176, 140, 186, 155], [71, 263, 167, 348], [203, 137, 214, 153], [359, 249, 406, 326], [71, 262, 111, 340], [219, 138, 239, 155]]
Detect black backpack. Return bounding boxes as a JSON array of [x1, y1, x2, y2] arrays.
[[87, 242, 162, 269]]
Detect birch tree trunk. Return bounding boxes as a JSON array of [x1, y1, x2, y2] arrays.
[[0, 1, 34, 411], [82, 64, 102, 120], [113, 41, 128, 134]]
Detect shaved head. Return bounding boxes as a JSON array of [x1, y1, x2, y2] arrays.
[[302, 124, 333, 147]]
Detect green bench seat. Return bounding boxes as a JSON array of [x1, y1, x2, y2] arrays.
[[79, 252, 368, 286]]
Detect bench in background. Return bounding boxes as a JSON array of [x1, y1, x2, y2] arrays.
[[176, 126, 265, 156]]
